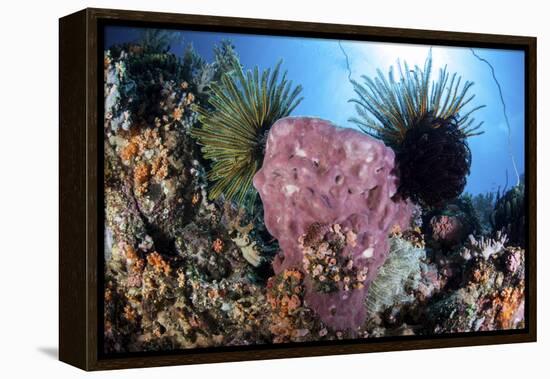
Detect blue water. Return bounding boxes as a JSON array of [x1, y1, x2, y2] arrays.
[[105, 26, 525, 196]]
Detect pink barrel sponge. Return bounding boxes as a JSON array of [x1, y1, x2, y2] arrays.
[[253, 117, 412, 331]]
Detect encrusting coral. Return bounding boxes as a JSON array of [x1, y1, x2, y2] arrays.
[[267, 269, 314, 343], [300, 223, 368, 294], [429, 215, 467, 248], [349, 52, 485, 206]]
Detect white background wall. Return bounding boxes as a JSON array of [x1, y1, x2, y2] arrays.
[[0, 0, 546, 377]]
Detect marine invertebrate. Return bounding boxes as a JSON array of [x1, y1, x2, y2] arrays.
[[220, 202, 270, 268], [104, 47, 185, 131], [400, 227, 425, 249], [212, 238, 224, 254], [429, 215, 466, 247], [492, 286, 525, 329], [397, 115, 472, 206], [426, 245, 525, 333], [422, 195, 483, 248], [191, 60, 303, 210], [104, 199, 277, 353], [104, 37, 237, 136], [266, 268, 328, 343], [366, 236, 425, 317], [101, 35, 527, 351], [461, 231, 508, 261], [300, 223, 367, 294], [232, 234, 262, 267], [266, 269, 307, 342], [221, 202, 254, 236], [133, 162, 150, 196], [253, 117, 412, 330], [104, 43, 209, 254], [503, 246, 522, 274], [146, 252, 172, 276], [104, 185, 148, 250], [105, 40, 286, 352], [491, 181, 525, 246], [349, 53, 484, 206]]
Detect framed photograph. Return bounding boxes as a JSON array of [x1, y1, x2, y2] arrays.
[[59, 8, 536, 371]]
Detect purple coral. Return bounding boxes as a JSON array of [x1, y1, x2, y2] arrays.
[[253, 117, 412, 330]]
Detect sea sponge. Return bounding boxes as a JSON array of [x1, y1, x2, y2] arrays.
[[429, 215, 466, 247], [253, 117, 412, 330]]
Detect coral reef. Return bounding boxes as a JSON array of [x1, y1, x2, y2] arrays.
[[426, 243, 525, 333], [102, 39, 281, 353], [361, 232, 525, 336], [102, 34, 526, 353], [103, 178, 281, 353], [253, 117, 412, 330], [191, 60, 303, 210], [266, 269, 316, 343], [361, 233, 441, 337], [300, 223, 367, 294], [349, 53, 484, 206]]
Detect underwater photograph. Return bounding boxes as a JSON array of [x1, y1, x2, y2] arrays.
[[102, 24, 527, 355]]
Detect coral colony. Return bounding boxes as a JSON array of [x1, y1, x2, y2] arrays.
[[103, 31, 526, 353]]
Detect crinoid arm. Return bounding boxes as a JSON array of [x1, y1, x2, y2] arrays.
[[349, 51, 485, 206], [191, 59, 303, 210], [349, 51, 485, 148]]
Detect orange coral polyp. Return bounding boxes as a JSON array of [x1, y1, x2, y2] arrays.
[[146, 252, 172, 276]]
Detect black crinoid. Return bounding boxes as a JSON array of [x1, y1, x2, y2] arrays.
[[398, 113, 472, 206], [349, 52, 485, 207]]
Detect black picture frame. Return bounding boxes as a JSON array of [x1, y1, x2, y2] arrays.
[[59, 8, 537, 371]]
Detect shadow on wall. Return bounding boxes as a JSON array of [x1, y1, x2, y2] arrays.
[[37, 347, 58, 359]]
